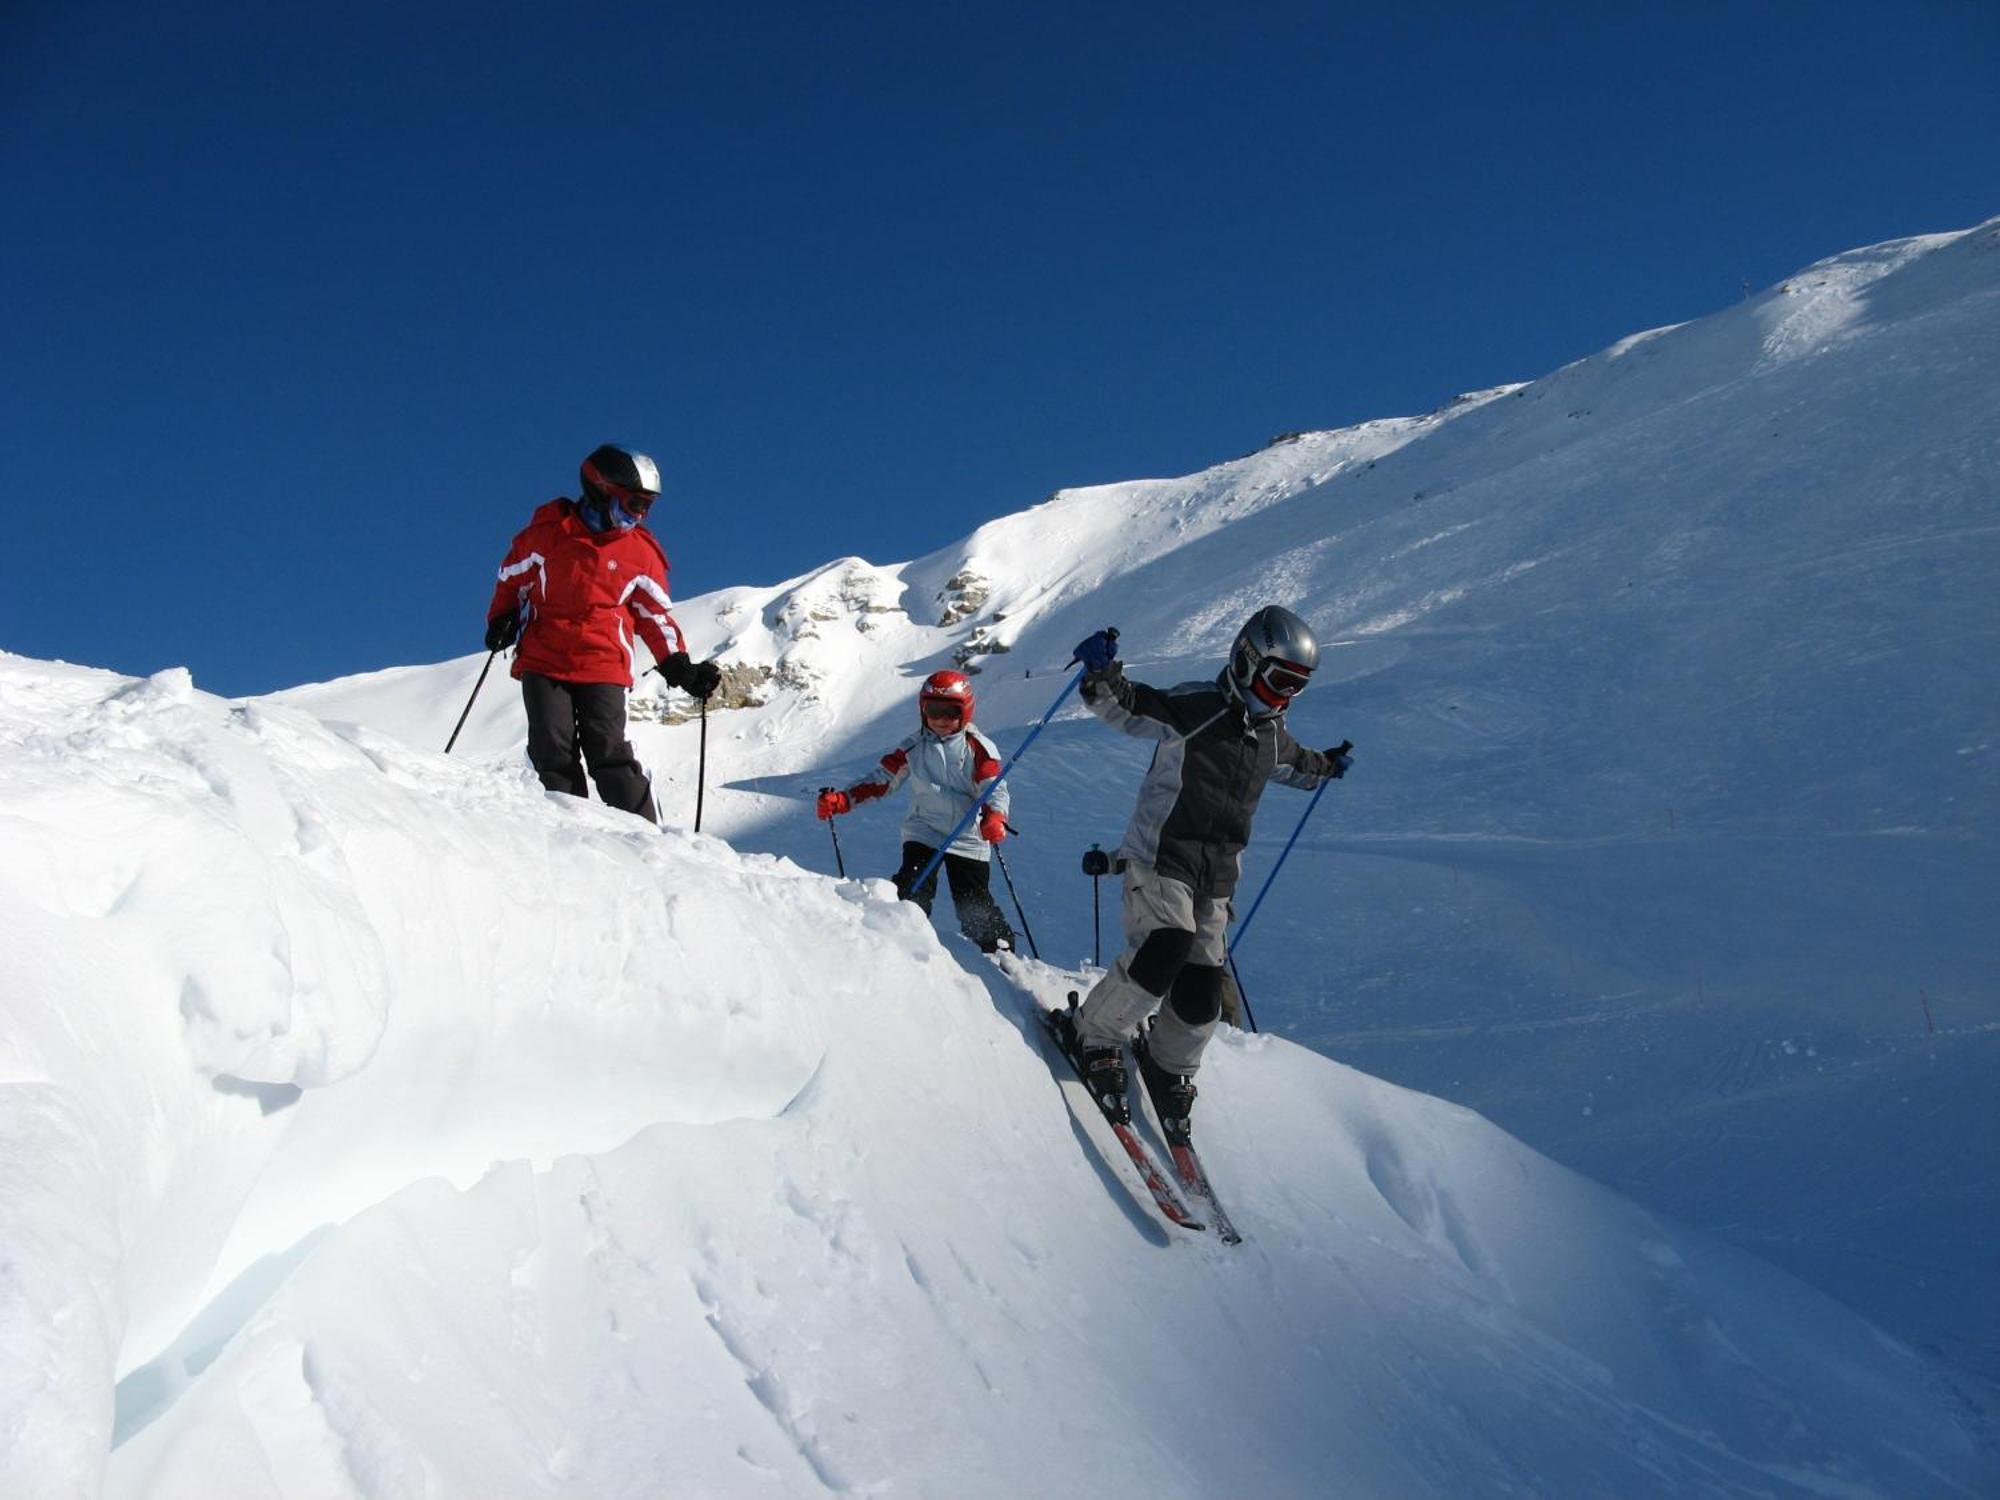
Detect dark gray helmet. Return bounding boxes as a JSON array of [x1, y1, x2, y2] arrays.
[[1226, 605, 1319, 713], [580, 444, 662, 512]]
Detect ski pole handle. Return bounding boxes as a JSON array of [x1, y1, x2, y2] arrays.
[[820, 787, 848, 877], [1066, 626, 1119, 670]]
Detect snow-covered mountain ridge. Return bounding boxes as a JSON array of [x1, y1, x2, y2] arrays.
[[6, 218, 1996, 1497]]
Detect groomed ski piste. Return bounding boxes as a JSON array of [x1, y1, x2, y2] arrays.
[[6, 220, 1998, 1496]]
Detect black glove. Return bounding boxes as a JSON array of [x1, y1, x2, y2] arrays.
[[657, 652, 724, 700], [1324, 738, 1354, 779], [484, 612, 520, 652]]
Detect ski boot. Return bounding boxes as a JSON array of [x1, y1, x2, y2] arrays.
[[1134, 1020, 1198, 1148], [1054, 1003, 1131, 1125]]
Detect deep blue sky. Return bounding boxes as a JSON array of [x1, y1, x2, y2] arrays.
[[4, 2, 1995, 695]]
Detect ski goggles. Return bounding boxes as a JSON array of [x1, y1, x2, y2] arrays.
[[603, 485, 656, 517], [921, 700, 966, 722], [1253, 658, 1312, 699]]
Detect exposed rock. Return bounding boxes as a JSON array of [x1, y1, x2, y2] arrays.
[[632, 661, 775, 725], [937, 569, 991, 627], [952, 619, 1012, 669]]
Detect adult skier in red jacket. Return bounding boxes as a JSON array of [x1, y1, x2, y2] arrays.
[[484, 444, 721, 823]]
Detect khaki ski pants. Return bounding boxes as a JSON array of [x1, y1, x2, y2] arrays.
[[1075, 862, 1229, 1074]]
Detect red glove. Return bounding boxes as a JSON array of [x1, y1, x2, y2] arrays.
[[979, 807, 1008, 844], [816, 789, 852, 820]]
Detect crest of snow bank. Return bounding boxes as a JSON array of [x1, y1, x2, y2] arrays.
[[897, 402, 1504, 665], [4, 649, 1996, 1499], [0, 650, 938, 1491], [1755, 229, 1976, 366]]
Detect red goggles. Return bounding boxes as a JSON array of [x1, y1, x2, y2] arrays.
[[922, 700, 966, 721], [604, 485, 655, 516], [1254, 659, 1312, 699]]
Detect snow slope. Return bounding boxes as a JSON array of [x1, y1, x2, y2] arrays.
[[2, 652, 1995, 1499], [289, 220, 2000, 1386], [7, 219, 1998, 1497]]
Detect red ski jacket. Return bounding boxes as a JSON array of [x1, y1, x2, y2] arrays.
[[487, 499, 687, 687]]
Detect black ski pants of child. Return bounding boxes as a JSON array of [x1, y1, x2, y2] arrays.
[[893, 841, 1015, 953], [522, 673, 658, 823]]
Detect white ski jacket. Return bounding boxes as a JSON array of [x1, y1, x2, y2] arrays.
[[849, 721, 1010, 861]]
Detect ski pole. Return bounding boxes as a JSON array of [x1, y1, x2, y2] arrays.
[[820, 788, 847, 876], [1226, 953, 1260, 1034], [1228, 739, 1350, 959], [991, 843, 1040, 959], [695, 694, 708, 833], [444, 649, 498, 755], [908, 633, 1112, 897], [1081, 844, 1112, 968]]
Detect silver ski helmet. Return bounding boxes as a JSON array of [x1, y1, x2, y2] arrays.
[[1226, 605, 1318, 714], [579, 443, 662, 516]]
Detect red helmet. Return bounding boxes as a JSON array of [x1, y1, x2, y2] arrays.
[[919, 670, 974, 729]]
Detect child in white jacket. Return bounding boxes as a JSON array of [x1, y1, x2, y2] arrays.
[[816, 670, 1016, 953]]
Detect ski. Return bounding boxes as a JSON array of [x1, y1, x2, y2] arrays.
[[1130, 1023, 1245, 1247], [1166, 1142, 1242, 1246], [1040, 1004, 1205, 1234]]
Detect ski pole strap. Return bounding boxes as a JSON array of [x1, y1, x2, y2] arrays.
[[1228, 775, 1330, 958], [910, 664, 1087, 896]]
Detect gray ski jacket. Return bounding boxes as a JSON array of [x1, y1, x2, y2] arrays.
[[1082, 664, 1340, 898]]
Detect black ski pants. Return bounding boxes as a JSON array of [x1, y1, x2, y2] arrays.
[[521, 673, 658, 823], [894, 841, 1015, 953]]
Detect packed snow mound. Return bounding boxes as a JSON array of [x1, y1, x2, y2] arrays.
[[4, 651, 1996, 1498]]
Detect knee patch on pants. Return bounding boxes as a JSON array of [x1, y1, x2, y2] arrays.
[[1167, 963, 1226, 1028], [1128, 926, 1196, 997]]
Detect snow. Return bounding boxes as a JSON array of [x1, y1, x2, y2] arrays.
[[5, 218, 2000, 1497]]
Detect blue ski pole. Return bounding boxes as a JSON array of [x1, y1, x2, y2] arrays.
[[909, 631, 1115, 898], [1228, 738, 1350, 960]]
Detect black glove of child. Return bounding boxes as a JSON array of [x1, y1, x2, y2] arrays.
[[484, 612, 520, 652]]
